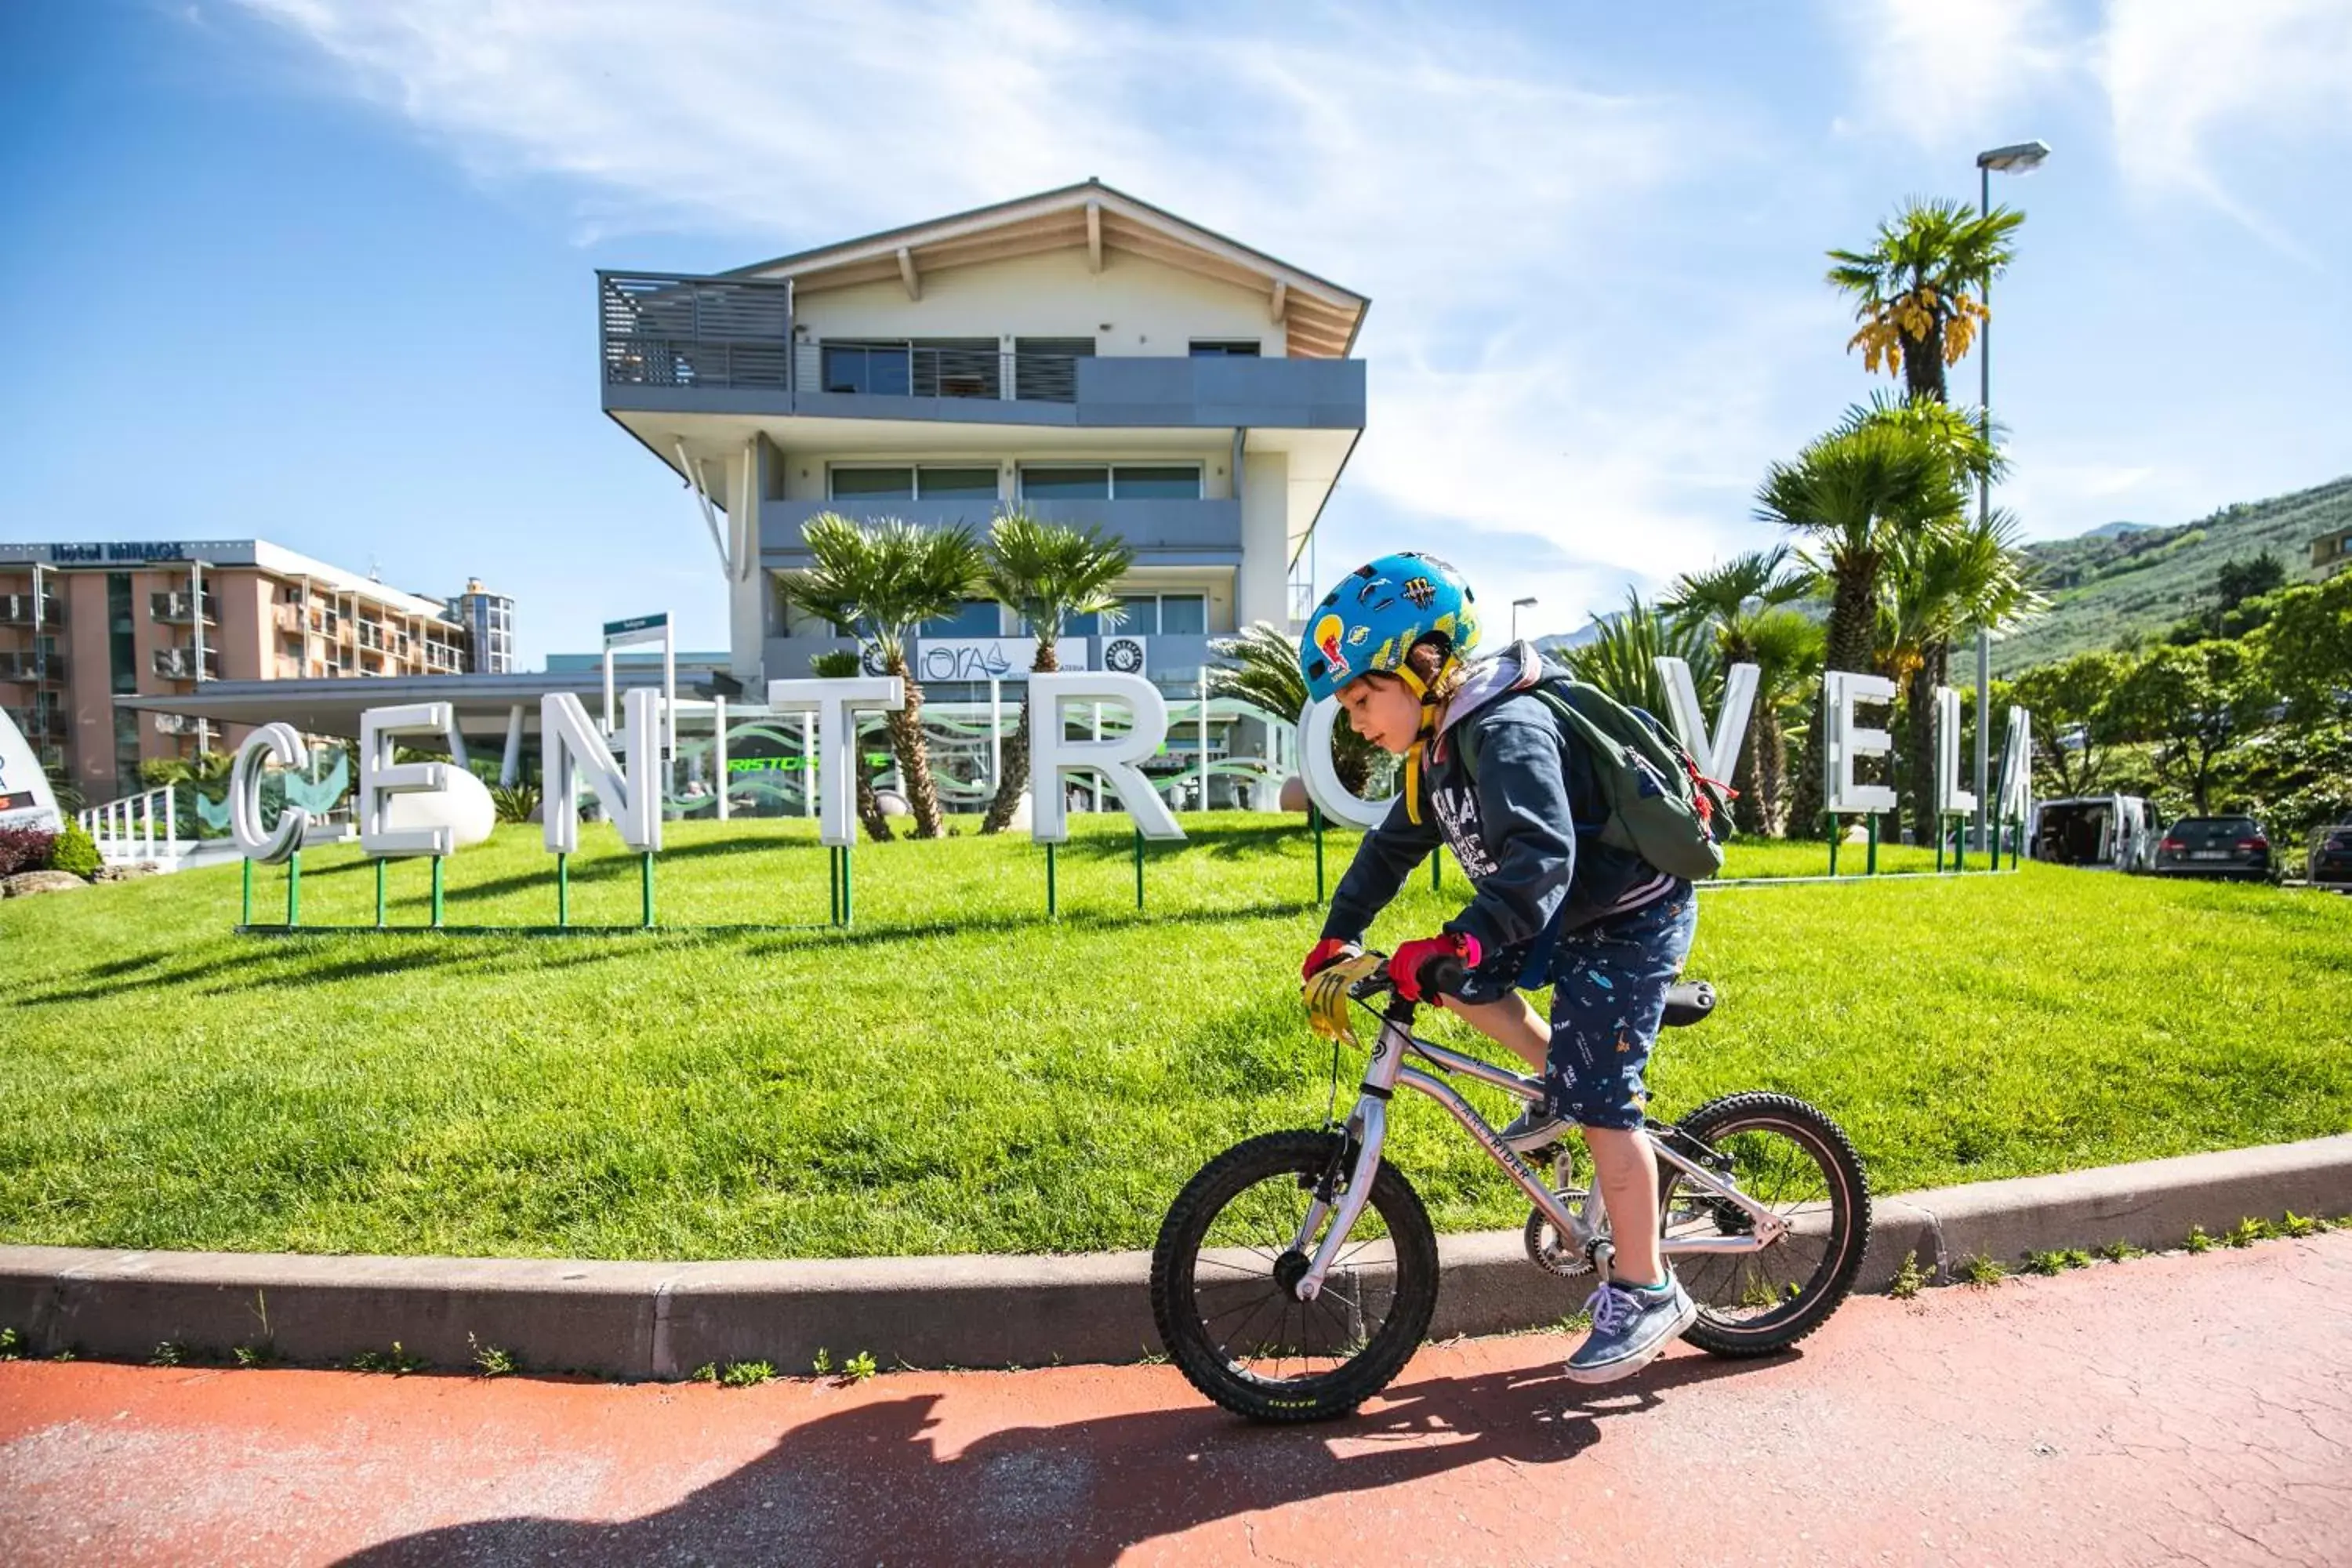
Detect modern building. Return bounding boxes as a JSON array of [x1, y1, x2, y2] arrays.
[[452, 579, 517, 673], [0, 540, 502, 800], [597, 179, 1369, 705], [2311, 525, 2352, 575]]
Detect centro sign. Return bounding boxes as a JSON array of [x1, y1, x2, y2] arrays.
[[226, 673, 1185, 862]]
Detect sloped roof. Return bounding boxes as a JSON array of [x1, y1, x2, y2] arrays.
[[727, 180, 1368, 358]]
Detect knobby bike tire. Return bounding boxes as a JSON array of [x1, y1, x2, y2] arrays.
[[1665, 1092, 1871, 1357], [1150, 1129, 1439, 1423]]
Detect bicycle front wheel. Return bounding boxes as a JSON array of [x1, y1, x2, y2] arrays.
[[1150, 1129, 1439, 1423]]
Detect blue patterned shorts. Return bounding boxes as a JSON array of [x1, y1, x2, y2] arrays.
[[1539, 887, 1697, 1131]]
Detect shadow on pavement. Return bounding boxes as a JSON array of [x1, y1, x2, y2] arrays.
[[336, 1352, 1767, 1566]]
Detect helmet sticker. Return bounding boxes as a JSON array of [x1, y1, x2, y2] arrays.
[[1346, 624, 1370, 646], [1401, 575, 1436, 610], [1313, 613, 1352, 678]]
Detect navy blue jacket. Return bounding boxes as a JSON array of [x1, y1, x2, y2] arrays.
[[1321, 687, 1661, 956]]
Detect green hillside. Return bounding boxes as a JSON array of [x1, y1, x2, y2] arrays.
[[1995, 474, 2352, 674]]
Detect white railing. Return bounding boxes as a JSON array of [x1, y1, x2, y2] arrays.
[[78, 786, 193, 866]]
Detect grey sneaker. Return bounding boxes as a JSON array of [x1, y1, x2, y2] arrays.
[[1498, 1105, 1572, 1152], [1562, 1274, 1698, 1385]]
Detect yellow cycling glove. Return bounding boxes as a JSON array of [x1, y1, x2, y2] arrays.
[[1301, 943, 1383, 1044]]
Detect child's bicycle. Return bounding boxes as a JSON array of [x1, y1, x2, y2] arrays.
[[1149, 953, 1871, 1422]]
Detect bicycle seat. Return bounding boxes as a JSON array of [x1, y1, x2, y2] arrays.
[[1660, 980, 1715, 1028]]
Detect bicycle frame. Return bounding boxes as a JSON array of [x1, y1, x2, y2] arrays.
[[1291, 997, 1789, 1304]]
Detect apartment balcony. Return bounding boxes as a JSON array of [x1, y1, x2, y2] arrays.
[[151, 591, 220, 626], [598, 270, 1364, 431], [761, 496, 1244, 568], [0, 651, 66, 684], [152, 646, 222, 681], [5, 703, 66, 742], [0, 593, 66, 628], [272, 603, 305, 633], [152, 712, 205, 735]]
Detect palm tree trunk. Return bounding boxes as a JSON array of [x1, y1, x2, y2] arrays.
[[852, 724, 892, 843], [1904, 316, 1948, 403], [881, 651, 949, 838], [1755, 703, 1790, 836], [980, 641, 1058, 833], [1903, 652, 1941, 844], [1789, 557, 1882, 837]]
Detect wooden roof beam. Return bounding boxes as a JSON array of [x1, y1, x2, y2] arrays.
[[1269, 280, 1287, 324], [896, 246, 920, 301], [1087, 201, 1103, 273]]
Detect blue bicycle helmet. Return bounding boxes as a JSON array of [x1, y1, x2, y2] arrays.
[[1297, 552, 1480, 704]]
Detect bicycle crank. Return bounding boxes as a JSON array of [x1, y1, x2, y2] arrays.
[[1522, 1187, 1600, 1279]]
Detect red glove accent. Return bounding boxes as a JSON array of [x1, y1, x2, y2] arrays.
[[1303, 936, 1360, 982], [1390, 931, 1483, 1002]]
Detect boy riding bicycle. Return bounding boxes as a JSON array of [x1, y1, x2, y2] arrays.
[[1297, 552, 1703, 1384]]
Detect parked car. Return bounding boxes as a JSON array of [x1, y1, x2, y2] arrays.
[[2151, 815, 2278, 883], [2310, 824, 2352, 891], [2031, 794, 2158, 872]]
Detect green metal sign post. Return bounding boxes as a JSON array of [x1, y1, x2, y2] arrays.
[[1133, 828, 1145, 911], [1045, 841, 1058, 918], [1311, 806, 1326, 903]]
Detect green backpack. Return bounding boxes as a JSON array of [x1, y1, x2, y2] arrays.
[[1454, 674, 1730, 881]]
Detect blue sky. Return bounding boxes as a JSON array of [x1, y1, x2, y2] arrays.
[[3, 1, 2348, 666]]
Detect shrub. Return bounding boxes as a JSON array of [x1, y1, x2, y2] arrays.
[[46, 820, 100, 879], [0, 825, 58, 877], [491, 783, 541, 824]]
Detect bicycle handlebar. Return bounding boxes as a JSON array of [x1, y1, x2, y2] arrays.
[[1347, 952, 1469, 1004]]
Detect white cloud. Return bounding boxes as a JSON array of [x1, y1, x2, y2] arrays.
[[1828, 0, 2078, 151], [226, 0, 1817, 626], [2099, 0, 2352, 262]]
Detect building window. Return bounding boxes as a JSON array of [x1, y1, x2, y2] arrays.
[[113, 706, 141, 797], [1017, 464, 1202, 502], [1189, 339, 1261, 357], [1014, 337, 1093, 401], [1103, 593, 1207, 637], [920, 599, 1004, 638], [821, 341, 911, 397], [107, 573, 137, 695], [826, 466, 1001, 503]]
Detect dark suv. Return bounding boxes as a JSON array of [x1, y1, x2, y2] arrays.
[[2310, 824, 2352, 891], [2152, 815, 2278, 883]]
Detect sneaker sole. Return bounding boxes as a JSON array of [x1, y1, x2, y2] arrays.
[[1557, 1297, 1700, 1386]]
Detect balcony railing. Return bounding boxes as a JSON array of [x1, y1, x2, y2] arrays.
[[152, 646, 221, 680], [5, 703, 65, 741], [151, 591, 219, 626], [601, 272, 792, 391], [0, 651, 67, 684], [273, 603, 305, 633], [0, 593, 65, 628]]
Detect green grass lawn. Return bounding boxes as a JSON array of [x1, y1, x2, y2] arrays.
[[3, 815, 2347, 1262]]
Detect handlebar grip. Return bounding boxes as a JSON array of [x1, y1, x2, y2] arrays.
[[1420, 955, 1469, 998]]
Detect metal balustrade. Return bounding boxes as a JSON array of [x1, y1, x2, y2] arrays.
[[0, 651, 67, 683], [78, 785, 188, 866], [600, 272, 793, 390], [152, 646, 221, 680], [151, 591, 220, 625], [0, 593, 66, 627]]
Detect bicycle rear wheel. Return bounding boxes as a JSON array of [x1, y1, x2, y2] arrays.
[[1660, 1092, 1871, 1356], [1150, 1129, 1439, 1423]]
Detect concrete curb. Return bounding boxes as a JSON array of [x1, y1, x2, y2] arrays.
[[5, 1135, 2348, 1378]]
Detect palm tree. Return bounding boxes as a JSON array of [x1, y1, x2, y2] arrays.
[[1553, 592, 1719, 719], [776, 514, 984, 840], [810, 648, 894, 843], [1210, 621, 1388, 798], [1756, 419, 1950, 833], [1878, 511, 2045, 841], [1661, 546, 1817, 835], [1829, 198, 2024, 404], [1740, 607, 1825, 837], [975, 512, 1135, 834]]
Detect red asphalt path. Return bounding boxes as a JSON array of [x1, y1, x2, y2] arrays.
[[3, 1231, 2349, 1568]]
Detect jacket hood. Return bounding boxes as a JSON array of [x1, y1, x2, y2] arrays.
[[1436, 640, 1547, 737]]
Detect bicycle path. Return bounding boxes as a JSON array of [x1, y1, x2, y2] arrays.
[[3, 1229, 2347, 1567]]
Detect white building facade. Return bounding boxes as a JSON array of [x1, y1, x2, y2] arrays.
[[597, 180, 1368, 707]]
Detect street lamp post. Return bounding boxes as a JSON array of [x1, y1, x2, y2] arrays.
[[1511, 597, 1537, 644], [1973, 139, 2049, 852]]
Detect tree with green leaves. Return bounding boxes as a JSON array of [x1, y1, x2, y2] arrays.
[[2111, 640, 2272, 815], [1756, 418, 1952, 831], [1552, 591, 1719, 718], [777, 514, 984, 839], [810, 648, 895, 842], [1829, 198, 2024, 405], [2252, 570, 2352, 724], [2008, 650, 2131, 798], [1661, 546, 1817, 835], [1210, 621, 1387, 798], [1878, 511, 2044, 840], [975, 512, 1135, 834]]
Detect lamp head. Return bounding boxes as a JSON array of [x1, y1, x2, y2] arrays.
[[1976, 140, 2051, 174]]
